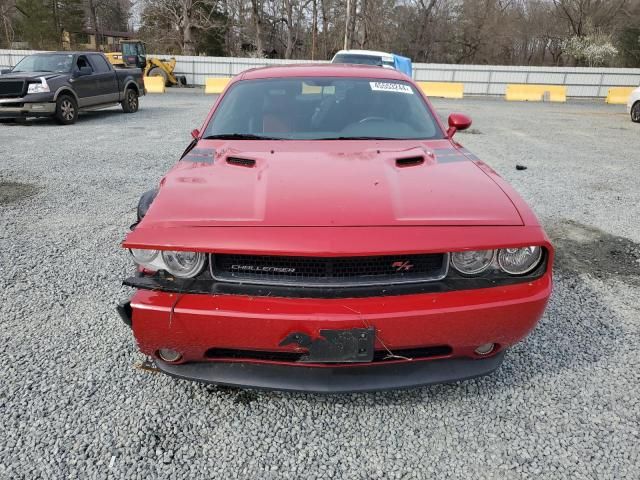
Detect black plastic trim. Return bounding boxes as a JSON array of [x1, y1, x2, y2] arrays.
[[204, 345, 452, 362], [116, 300, 133, 328], [155, 351, 506, 393], [136, 189, 158, 221]]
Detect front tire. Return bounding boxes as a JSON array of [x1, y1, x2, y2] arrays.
[[148, 67, 169, 87], [54, 94, 78, 125], [631, 102, 640, 123], [121, 88, 139, 113]]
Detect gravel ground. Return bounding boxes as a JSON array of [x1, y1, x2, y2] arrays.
[[1, 91, 639, 479]]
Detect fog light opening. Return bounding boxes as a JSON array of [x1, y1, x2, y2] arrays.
[[158, 348, 182, 363], [474, 343, 496, 356]]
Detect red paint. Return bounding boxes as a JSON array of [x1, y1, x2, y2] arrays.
[[122, 64, 554, 374], [447, 113, 472, 138], [130, 274, 551, 364], [127, 141, 522, 230]]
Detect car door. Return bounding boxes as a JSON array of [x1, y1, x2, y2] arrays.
[[88, 54, 119, 104], [71, 55, 98, 107]]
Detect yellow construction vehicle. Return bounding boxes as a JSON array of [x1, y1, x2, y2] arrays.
[[105, 40, 186, 87]]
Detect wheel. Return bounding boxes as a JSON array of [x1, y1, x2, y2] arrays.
[[54, 94, 78, 125], [148, 67, 169, 87], [631, 102, 640, 123], [121, 88, 139, 113]]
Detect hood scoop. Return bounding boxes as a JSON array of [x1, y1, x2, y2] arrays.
[[227, 156, 256, 168], [396, 156, 425, 168]]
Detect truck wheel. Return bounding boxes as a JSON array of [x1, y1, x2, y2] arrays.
[[148, 67, 169, 87], [54, 94, 78, 125], [632, 102, 640, 123], [121, 88, 139, 113]]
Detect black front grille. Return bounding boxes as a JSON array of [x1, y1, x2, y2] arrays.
[[0, 80, 24, 98], [211, 253, 448, 286]]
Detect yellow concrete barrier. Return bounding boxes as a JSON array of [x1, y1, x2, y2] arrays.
[[301, 83, 336, 95], [505, 84, 566, 103], [205, 77, 231, 94], [606, 87, 635, 105], [418, 82, 464, 99], [143, 76, 165, 94]]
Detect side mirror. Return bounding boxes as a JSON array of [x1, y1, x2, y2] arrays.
[[447, 113, 472, 138], [75, 66, 93, 77], [0, 68, 11, 75], [190, 128, 200, 140]]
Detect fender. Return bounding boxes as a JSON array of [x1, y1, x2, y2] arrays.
[[53, 86, 79, 103], [122, 79, 140, 95], [119, 78, 143, 102]]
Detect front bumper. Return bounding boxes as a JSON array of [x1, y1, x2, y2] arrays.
[[121, 273, 551, 391], [0, 100, 55, 117], [155, 352, 506, 393]]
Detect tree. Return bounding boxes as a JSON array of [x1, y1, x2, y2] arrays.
[[551, 0, 630, 37], [128, 0, 640, 65], [249, 0, 264, 55], [0, 0, 16, 48], [140, 0, 225, 55], [563, 32, 619, 66], [619, 27, 640, 67], [14, 0, 59, 48]]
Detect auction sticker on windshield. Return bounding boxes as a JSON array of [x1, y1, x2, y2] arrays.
[[369, 82, 413, 94]]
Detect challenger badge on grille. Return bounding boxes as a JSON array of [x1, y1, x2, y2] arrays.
[[231, 265, 297, 273]]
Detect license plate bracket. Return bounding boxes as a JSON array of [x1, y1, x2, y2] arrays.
[[280, 327, 376, 363]]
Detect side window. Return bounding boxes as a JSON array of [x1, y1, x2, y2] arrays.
[[76, 56, 92, 71], [89, 54, 111, 74]]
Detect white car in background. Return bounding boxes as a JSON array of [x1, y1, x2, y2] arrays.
[[331, 50, 413, 77], [331, 49, 395, 68], [628, 86, 640, 123]]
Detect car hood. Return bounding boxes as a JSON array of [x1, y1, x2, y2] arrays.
[[0, 71, 66, 80], [141, 140, 523, 227]]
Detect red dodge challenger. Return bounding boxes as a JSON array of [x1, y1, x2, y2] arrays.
[[118, 64, 553, 392]]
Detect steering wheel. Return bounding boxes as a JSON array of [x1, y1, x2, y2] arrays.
[[358, 116, 386, 124]]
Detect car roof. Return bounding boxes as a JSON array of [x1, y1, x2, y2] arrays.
[[240, 63, 409, 81]]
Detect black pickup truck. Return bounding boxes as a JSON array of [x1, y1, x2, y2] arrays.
[[0, 51, 145, 124]]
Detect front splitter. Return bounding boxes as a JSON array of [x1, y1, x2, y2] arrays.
[[155, 351, 506, 393]]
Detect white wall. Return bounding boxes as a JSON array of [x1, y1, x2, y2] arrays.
[[2, 49, 639, 98]]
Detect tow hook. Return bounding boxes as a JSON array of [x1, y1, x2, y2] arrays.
[[134, 357, 160, 374]]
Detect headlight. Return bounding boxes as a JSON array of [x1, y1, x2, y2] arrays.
[[161, 251, 206, 278], [451, 250, 495, 275], [497, 246, 542, 275], [130, 248, 158, 264], [27, 78, 50, 94], [129, 248, 206, 278]]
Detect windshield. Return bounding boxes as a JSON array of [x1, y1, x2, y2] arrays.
[[122, 42, 146, 57], [12, 54, 74, 73], [203, 77, 443, 140]]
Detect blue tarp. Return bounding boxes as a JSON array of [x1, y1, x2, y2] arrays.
[[392, 55, 412, 77]]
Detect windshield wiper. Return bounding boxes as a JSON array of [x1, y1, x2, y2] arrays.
[[202, 133, 283, 140]]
